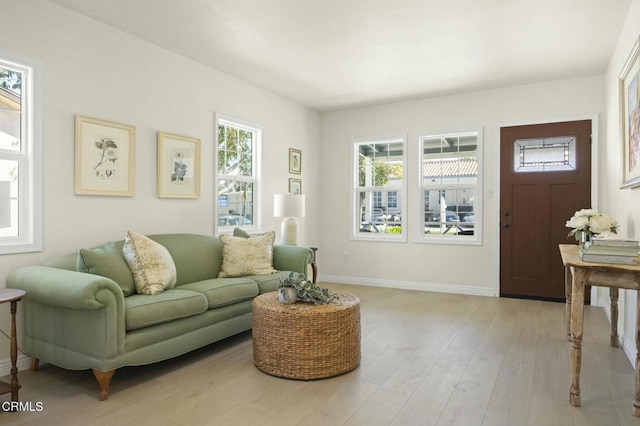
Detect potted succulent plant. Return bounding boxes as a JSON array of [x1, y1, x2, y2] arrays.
[[278, 272, 301, 304], [278, 272, 336, 305]]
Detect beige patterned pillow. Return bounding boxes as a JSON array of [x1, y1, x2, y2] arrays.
[[219, 231, 277, 277], [123, 230, 177, 295]]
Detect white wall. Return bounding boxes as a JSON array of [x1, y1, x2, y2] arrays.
[[0, 0, 320, 367], [602, 0, 640, 364], [319, 76, 605, 294]]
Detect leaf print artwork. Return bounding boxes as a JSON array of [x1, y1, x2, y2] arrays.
[[94, 137, 119, 180], [171, 151, 189, 183]]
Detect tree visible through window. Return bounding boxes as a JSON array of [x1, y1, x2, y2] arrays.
[[216, 116, 260, 231], [353, 138, 406, 240]]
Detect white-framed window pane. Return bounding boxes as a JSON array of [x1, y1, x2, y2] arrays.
[[217, 179, 254, 227], [418, 129, 481, 244], [423, 188, 476, 235], [358, 141, 404, 189], [357, 190, 402, 235], [218, 123, 255, 177], [0, 66, 21, 152], [0, 159, 18, 236], [353, 137, 406, 241], [0, 51, 42, 254], [215, 114, 260, 233]]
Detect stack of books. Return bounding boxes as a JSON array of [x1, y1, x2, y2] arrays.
[[579, 239, 640, 265]]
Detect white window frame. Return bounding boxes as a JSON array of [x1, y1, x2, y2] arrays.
[[0, 51, 42, 254], [415, 127, 483, 246], [214, 113, 262, 235], [351, 135, 407, 242]]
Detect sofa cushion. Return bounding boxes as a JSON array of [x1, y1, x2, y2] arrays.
[[218, 231, 277, 278], [124, 289, 208, 331], [146, 234, 223, 286], [77, 242, 136, 296], [247, 271, 292, 294], [179, 278, 259, 309], [232, 227, 252, 238], [123, 230, 177, 295]]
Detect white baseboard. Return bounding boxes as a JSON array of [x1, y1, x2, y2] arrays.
[[0, 354, 32, 378], [319, 274, 495, 297]]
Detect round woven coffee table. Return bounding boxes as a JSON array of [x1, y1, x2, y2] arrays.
[[252, 291, 361, 380]]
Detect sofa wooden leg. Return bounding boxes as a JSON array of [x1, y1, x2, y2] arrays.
[[92, 369, 115, 401], [30, 358, 39, 371]]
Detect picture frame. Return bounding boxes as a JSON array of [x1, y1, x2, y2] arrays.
[[75, 115, 136, 196], [289, 178, 302, 195], [620, 35, 640, 188], [157, 132, 201, 198], [289, 148, 302, 174]]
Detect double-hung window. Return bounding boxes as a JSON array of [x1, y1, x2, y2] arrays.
[[352, 137, 406, 241], [417, 129, 482, 245], [0, 51, 42, 254], [215, 114, 260, 233]]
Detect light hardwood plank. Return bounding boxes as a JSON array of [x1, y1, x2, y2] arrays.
[[0, 283, 638, 425]]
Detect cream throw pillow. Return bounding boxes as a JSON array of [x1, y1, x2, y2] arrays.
[[219, 231, 277, 277], [123, 230, 177, 295]]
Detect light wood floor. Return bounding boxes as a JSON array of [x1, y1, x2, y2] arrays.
[[1, 283, 638, 425]]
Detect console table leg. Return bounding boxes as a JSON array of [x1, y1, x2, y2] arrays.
[[611, 287, 619, 347], [565, 265, 573, 341], [569, 269, 586, 407]]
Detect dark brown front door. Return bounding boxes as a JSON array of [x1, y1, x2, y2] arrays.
[[500, 120, 592, 301]]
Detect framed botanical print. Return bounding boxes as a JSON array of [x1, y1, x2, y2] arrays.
[[289, 148, 302, 174], [289, 178, 302, 195], [75, 115, 136, 196], [157, 132, 201, 198], [620, 36, 640, 188]]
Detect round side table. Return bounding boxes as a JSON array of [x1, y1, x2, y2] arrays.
[[0, 289, 26, 402], [252, 291, 361, 380]]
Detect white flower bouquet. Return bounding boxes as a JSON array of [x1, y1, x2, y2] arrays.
[[566, 209, 619, 241]]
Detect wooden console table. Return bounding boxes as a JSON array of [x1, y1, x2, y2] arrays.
[[0, 289, 26, 402], [559, 244, 640, 417]]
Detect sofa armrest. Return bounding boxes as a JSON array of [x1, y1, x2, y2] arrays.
[[273, 245, 313, 277], [7, 266, 126, 361], [7, 266, 125, 310]]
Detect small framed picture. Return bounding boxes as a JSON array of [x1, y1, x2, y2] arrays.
[[289, 178, 302, 194], [289, 148, 302, 174], [620, 35, 640, 188], [75, 115, 136, 196], [157, 132, 201, 198]]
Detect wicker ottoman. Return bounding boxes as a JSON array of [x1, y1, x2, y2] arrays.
[[252, 292, 361, 380]]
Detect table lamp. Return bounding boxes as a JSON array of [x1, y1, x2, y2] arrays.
[[274, 194, 305, 245]]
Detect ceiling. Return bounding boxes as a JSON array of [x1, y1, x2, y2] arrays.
[[50, 0, 632, 111]]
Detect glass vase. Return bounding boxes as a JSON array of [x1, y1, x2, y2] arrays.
[[579, 231, 592, 249]]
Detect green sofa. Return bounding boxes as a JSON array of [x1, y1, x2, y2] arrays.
[[7, 233, 313, 400]]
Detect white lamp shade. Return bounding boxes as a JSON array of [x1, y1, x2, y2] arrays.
[[274, 194, 305, 218]]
